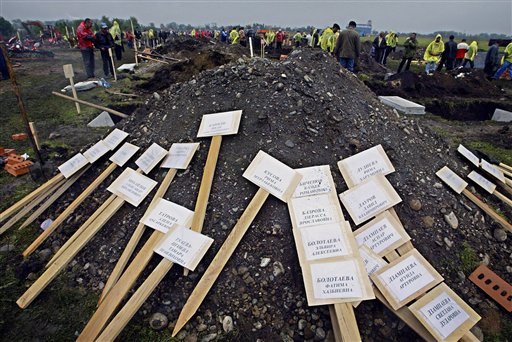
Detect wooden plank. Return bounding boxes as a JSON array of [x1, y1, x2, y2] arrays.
[[0, 173, 64, 225], [29, 122, 40, 150], [98, 168, 177, 304], [499, 163, 512, 173], [462, 189, 512, 232], [22, 163, 117, 258], [16, 196, 126, 308], [108, 48, 117, 81], [494, 191, 512, 208], [328, 305, 343, 342], [172, 188, 270, 336], [498, 166, 512, 179], [68, 76, 81, 113], [52, 91, 128, 119], [384, 250, 400, 262], [333, 303, 361, 342], [19, 166, 90, 230]]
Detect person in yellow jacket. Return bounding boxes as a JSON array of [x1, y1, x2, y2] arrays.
[[293, 31, 302, 48], [462, 41, 478, 68], [423, 34, 444, 75], [492, 42, 512, 80], [320, 24, 340, 52], [148, 28, 155, 48], [383, 31, 397, 65], [230, 27, 239, 44], [328, 31, 339, 53], [109, 21, 123, 60], [265, 30, 275, 50], [190, 29, 196, 37]]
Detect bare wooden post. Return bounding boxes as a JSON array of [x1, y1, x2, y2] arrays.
[[63, 64, 81, 114], [65, 26, 72, 48], [29, 122, 40, 150], [108, 48, 117, 81], [52, 91, 128, 119], [130, 20, 139, 65]]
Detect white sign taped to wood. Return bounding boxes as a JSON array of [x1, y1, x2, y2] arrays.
[[310, 260, 363, 299], [103, 128, 129, 150], [197, 110, 243, 137], [289, 194, 344, 228], [292, 165, 333, 198], [135, 143, 168, 174], [141, 198, 194, 233], [109, 143, 139, 167], [83, 140, 110, 163], [457, 145, 480, 167], [107, 167, 158, 206], [300, 223, 352, 260], [436, 166, 468, 194], [358, 245, 387, 280], [468, 171, 496, 194], [160, 143, 200, 169], [480, 159, 505, 183], [58, 153, 89, 178], [337, 144, 395, 188]]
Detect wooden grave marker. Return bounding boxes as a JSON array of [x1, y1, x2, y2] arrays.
[[63, 64, 80, 113], [468, 171, 512, 207], [457, 144, 480, 167], [108, 48, 117, 81]]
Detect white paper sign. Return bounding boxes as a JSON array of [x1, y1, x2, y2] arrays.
[[310, 260, 363, 299], [293, 166, 333, 198], [457, 145, 479, 167], [468, 171, 496, 194], [160, 143, 200, 169], [436, 166, 468, 194], [359, 246, 387, 279], [58, 153, 89, 178], [337, 145, 395, 187], [109, 143, 140, 167], [103, 128, 129, 150], [135, 143, 168, 174], [141, 198, 194, 233], [290, 194, 344, 228], [300, 223, 351, 260], [107, 168, 158, 206], [243, 150, 301, 202], [480, 159, 505, 183], [197, 110, 243, 137], [154, 226, 214, 271], [418, 291, 470, 340], [83, 140, 110, 163], [339, 174, 402, 225]]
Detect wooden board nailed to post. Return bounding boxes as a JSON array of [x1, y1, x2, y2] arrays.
[[103, 128, 130, 150], [63, 64, 74, 79], [371, 249, 444, 310], [293, 165, 334, 198], [109, 143, 140, 167], [83, 140, 110, 163], [107, 167, 158, 207], [409, 283, 481, 341], [135, 143, 168, 174], [196, 110, 242, 138], [58, 153, 89, 178], [141, 198, 194, 233]]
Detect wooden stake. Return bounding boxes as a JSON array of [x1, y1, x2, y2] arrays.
[[173, 188, 270, 336], [52, 91, 128, 119], [498, 166, 512, 179], [22, 163, 118, 258], [333, 303, 361, 342], [29, 122, 40, 150], [462, 189, 512, 232], [130, 20, 139, 65], [328, 305, 343, 342], [69, 76, 81, 113], [63, 64, 80, 114], [494, 191, 512, 208], [17, 196, 126, 309], [108, 48, 117, 81], [137, 54, 169, 64], [65, 26, 72, 48]]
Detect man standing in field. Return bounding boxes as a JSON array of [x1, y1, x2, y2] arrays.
[[95, 23, 115, 78], [493, 42, 512, 80], [455, 39, 469, 68], [76, 18, 96, 79], [372, 32, 387, 64], [423, 34, 444, 75], [437, 35, 457, 71], [462, 41, 478, 68], [396, 32, 417, 73], [383, 31, 397, 65], [333, 21, 360, 72], [484, 41, 500, 77]]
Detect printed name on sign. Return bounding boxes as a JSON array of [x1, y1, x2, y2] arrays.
[[109, 143, 140, 167], [436, 166, 468, 194], [83, 140, 110, 163], [468, 171, 496, 194], [292, 166, 333, 198], [289, 194, 344, 228], [354, 211, 410, 256], [300, 223, 352, 260], [337, 144, 395, 188], [141, 198, 194, 233], [371, 249, 443, 310], [58, 153, 89, 178], [103, 128, 129, 150], [197, 110, 243, 137], [457, 145, 480, 167], [409, 283, 481, 341], [358, 245, 387, 281], [310, 260, 363, 299], [339, 174, 402, 225], [135, 143, 168, 174], [480, 159, 505, 183], [154, 226, 214, 271], [242, 150, 302, 202], [160, 143, 200, 169], [107, 167, 158, 207]]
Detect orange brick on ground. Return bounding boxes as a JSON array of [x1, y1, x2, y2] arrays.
[[4, 160, 33, 177]]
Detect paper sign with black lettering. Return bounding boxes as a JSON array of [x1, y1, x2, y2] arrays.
[[457, 145, 479, 167], [436, 166, 468, 194], [135, 143, 168, 174], [197, 110, 243, 137], [468, 171, 496, 194], [300, 223, 352, 260], [109, 143, 139, 167], [409, 283, 481, 341], [160, 143, 200, 169], [289, 194, 344, 228], [339, 174, 402, 225], [337, 145, 395, 188], [243, 150, 302, 202], [293, 166, 333, 198], [103, 128, 129, 150], [154, 226, 214, 271], [83, 140, 110, 163], [310, 260, 363, 299], [358, 245, 387, 280], [141, 198, 194, 233], [58, 153, 89, 178], [480, 159, 505, 183], [371, 249, 443, 310], [107, 167, 158, 207], [354, 211, 410, 256]]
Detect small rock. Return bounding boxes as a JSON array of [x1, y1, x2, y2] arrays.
[[201, 333, 217, 342], [422, 216, 435, 228], [276, 83, 285, 91], [222, 316, 234, 333], [149, 312, 168, 330], [314, 327, 326, 341], [184, 335, 198, 342], [493, 229, 507, 242], [48, 132, 61, 139], [409, 199, 422, 211], [27, 272, 37, 281], [444, 212, 459, 229], [272, 261, 285, 277], [285, 140, 295, 148], [433, 182, 443, 189], [0, 244, 15, 253], [304, 75, 313, 83], [38, 248, 52, 262], [260, 258, 271, 267], [298, 319, 307, 330], [348, 138, 360, 149], [197, 323, 207, 332], [444, 237, 453, 248], [153, 92, 161, 100], [482, 254, 490, 265], [176, 331, 188, 340], [470, 326, 484, 342]]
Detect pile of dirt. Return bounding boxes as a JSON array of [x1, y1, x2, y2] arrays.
[[18, 45, 511, 341]]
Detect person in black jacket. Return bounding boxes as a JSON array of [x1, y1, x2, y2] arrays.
[[437, 35, 458, 71], [95, 22, 115, 78], [484, 42, 500, 77], [372, 32, 387, 64]]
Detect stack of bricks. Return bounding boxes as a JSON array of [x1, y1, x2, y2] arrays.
[[1, 147, 34, 177]]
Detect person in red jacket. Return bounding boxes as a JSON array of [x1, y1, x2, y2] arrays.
[[77, 18, 96, 78], [276, 30, 285, 51]]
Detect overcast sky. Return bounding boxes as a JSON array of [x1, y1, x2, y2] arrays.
[[1, 0, 511, 35]]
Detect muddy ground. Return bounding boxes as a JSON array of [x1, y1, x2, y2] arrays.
[[1, 37, 511, 342]]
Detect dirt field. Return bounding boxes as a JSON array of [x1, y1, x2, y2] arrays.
[[1, 38, 511, 342]]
